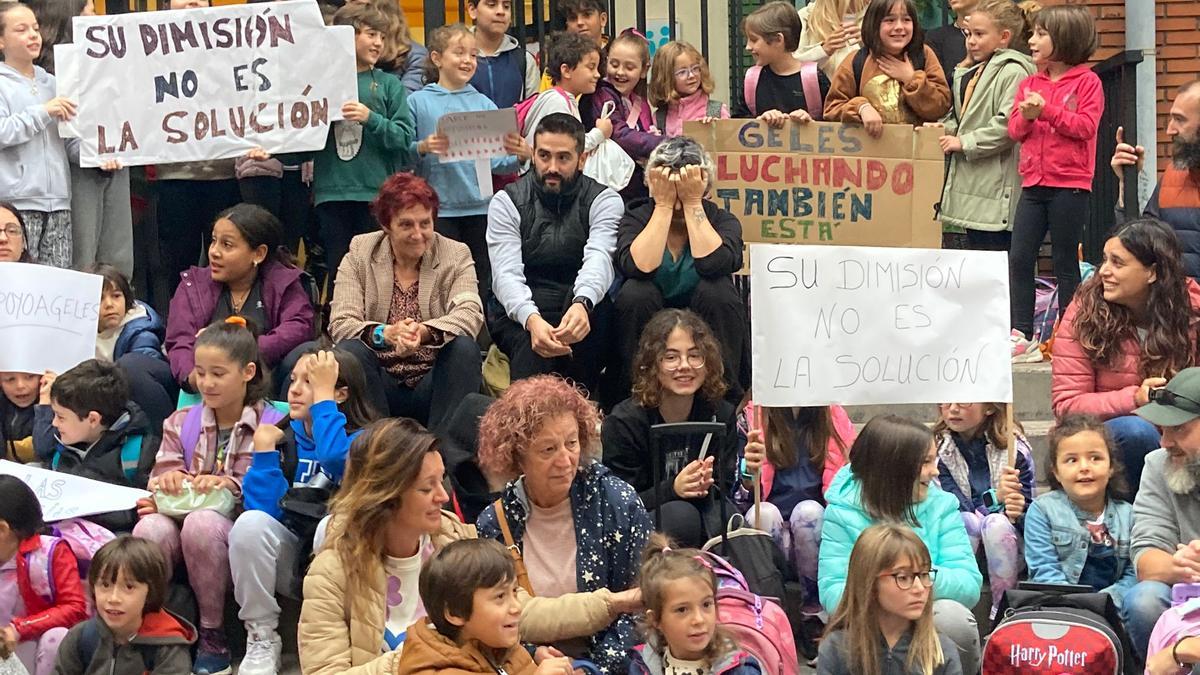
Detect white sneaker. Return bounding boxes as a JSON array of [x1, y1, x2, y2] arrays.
[[1010, 329, 1043, 363], [238, 624, 281, 675]]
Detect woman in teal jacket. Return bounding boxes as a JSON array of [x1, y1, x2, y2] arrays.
[[818, 415, 984, 675]]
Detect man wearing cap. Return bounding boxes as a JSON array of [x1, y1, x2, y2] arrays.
[[1124, 367, 1200, 661]]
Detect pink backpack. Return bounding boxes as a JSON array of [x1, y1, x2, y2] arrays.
[[744, 62, 823, 120], [51, 519, 116, 577], [696, 551, 799, 675], [515, 87, 575, 136]]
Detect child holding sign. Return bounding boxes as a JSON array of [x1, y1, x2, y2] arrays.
[[0, 1, 77, 269], [408, 23, 529, 300], [734, 1, 830, 128]]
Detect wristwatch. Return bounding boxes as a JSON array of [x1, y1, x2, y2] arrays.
[[572, 295, 594, 314], [370, 324, 388, 350]]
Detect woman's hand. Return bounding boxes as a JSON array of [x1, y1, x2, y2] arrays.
[[673, 164, 707, 206], [253, 423, 285, 452], [673, 457, 715, 499], [38, 370, 57, 405], [758, 109, 788, 129], [191, 474, 234, 494], [607, 587, 643, 615], [648, 166, 678, 209], [822, 25, 850, 55], [341, 100, 371, 123], [307, 350, 341, 401], [150, 470, 189, 496], [44, 97, 77, 121], [1136, 377, 1169, 407], [859, 104, 884, 138], [420, 132, 449, 156], [938, 135, 963, 154], [876, 54, 915, 85]]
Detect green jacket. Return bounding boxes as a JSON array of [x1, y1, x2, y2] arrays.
[[310, 68, 414, 205], [938, 49, 1034, 233]]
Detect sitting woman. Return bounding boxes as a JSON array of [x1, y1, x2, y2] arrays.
[[819, 414, 983, 675], [165, 203, 315, 392], [614, 137, 746, 401], [476, 375, 650, 675], [1052, 218, 1200, 494], [602, 309, 737, 548], [326, 171, 483, 432], [298, 417, 474, 674]]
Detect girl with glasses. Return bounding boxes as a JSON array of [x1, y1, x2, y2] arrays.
[[647, 41, 729, 138], [819, 523, 962, 675]]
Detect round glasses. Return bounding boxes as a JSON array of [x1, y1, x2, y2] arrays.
[[673, 65, 703, 80], [661, 352, 705, 371], [0, 225, 23, 239], [878, 569, 937, 590]]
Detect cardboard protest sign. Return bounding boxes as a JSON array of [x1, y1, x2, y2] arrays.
[[439, 109, 518, 200], [749, 244, 1012, 407], [685, 120, 944, 249], [0, 461, 150, 522], [56, 0, 356, 167], [0, 263, 102, 374]]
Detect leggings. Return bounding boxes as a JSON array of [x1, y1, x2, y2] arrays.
[[961, 511, 1022, 614], [751, 500, 824, 606], [1009, 186, 1089, 337], [133, 510, 234, 630]]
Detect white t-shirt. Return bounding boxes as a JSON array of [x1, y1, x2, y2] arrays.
[[381, 534, 433, 654]]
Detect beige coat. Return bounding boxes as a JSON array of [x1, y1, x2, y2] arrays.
[[299, 512, 619, 675], [328, 231, 484, 344]]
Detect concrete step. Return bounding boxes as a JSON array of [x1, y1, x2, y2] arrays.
[[842, 362, 1052, 425]]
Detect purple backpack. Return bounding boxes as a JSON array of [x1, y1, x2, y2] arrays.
[[178, 403, 287, 469]]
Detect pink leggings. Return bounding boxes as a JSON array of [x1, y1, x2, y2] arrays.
[[133, 510, 234, 630]]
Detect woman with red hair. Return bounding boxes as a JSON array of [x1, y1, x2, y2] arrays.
[[325, 171, 483, 431]]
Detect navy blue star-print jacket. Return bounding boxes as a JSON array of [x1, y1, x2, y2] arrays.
[[477, 462, 653, 675]]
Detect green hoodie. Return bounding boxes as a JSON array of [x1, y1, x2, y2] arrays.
[[308, 68, 414, 205]]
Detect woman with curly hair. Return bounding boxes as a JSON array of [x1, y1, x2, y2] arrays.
[[476, 375, 650, 675], [602, 309, 735, 548], [1052, 218, 1200, 494]]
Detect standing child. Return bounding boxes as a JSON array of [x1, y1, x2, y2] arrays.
[[467, 0, 540, 109], [735, 1, 830, 129], [1023, 415, 1134, 608], [818, 523, 963, 675], [823, 0, 952, 137], [1006, 5, 1102, 362], [629, 533, 763, 675], [1, 372, 42, 463], [229, 348, 378, 675], [932, 0, 1035, 252], [0, 1, 76, 268], [409, 23, 529, 298], [537, 0, 611, 91], [520, 31, 611, 154], [0, 475, 88, 675], [132, 318, 283, 675], [933, 402, 1033, 617], [51, 536, 197, 675], [648, 41, 729, 138]]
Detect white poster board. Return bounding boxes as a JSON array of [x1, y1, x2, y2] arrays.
[[749, 244, 1012, 406], [56, 0, 357, 167], [439, 109, 518, 200], [0, 263, 102, 374], [0, 461, 150, 522]]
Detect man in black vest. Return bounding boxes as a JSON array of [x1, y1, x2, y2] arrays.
[[486, 113, 623, 396]]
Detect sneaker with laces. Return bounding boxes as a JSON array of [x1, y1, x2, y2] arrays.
[[193, 627, 233, 675], [238, 623, 282, 675], [1010, 329, 1043, 363]]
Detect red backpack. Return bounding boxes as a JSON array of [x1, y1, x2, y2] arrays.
[[695, 551, 799, 675], [743, 62, 823, 119]]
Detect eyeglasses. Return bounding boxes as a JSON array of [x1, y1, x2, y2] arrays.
[[673, 65, 703, 80], [878, 569, 937, 590], [661, 352, 705, 370], [0, 225, 22, 239], [1150, 387, 1200, 413]]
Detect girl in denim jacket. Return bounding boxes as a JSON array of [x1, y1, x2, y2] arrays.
[[1024, 415, 1135, 610]]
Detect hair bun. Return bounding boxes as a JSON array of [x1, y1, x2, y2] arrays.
[[225, 316, 248, 328]]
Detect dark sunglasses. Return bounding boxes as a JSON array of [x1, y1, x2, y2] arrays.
[[1150, 387, 1200, 413]]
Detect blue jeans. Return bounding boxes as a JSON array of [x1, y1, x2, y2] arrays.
[[1105, 415, 1161, 498], [1123, 580, 1171, 659]]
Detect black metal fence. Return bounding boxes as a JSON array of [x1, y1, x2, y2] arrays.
[[1086, 49, 1143, 264]]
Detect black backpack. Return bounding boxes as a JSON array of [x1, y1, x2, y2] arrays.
[[75, 617, 158, 671]]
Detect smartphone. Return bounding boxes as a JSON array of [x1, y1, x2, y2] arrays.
[[1173, 583, 1200, 606]]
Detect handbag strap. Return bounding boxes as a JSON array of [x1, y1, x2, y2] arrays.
[[493, 499, 535, 597]]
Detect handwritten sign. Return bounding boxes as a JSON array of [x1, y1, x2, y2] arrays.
[[686, 120, 944, 248], [750, 244, 1012, 406], [0, 461, 150, 522], [439, 108, 517, 200], [0, 263, 102, 374], [55, 0, 356, 167]]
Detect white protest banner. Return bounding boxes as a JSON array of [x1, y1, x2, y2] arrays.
[[750, 244, 1012, 407], [0, 263, 102, 374], [0, 461, 150, 522], [56, 0, 356, 167], [439, 109, 518, 200]]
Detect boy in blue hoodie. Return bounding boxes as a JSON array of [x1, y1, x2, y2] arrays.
[[467, 0, 540, 109], [409, 23, 529, 303], [228, 348, 377, 675]]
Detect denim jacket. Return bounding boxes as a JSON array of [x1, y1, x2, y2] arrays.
[[1023, 490, 1135, 607]]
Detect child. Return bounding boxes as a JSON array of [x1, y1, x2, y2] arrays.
[[735, 1, 830, 128], [0, 475, 88, 675], [1006, 5, 1102, 362], [648, 41, 730, 138], [1, 372, 42, 463], [581, 29, 664, 201], [933, 402, 1033, 616], [229, 347, 378, 675], [0, 1, 76, 268], [367, 0, 429, 94], [629, 534, 762, 675], [521, 31, 611, 155], [32, 360, 160, 533], [132, 317, 281, 675], [467, 0, 540, 109], [397, 538, 574, 675], [90, 264, 165, 365], [932, 0, 1034, 252], [409, 23, 528, 297], [538, 0, 610, 91], [51, 536, 197, 675], [1023, 415, 1134, 608], [823, 0, 951, 137], [738, 404, 855, 610], [818, 523, 962, 675]]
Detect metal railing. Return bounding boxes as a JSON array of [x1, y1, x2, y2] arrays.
[[1087, 49, 1143, 264]]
